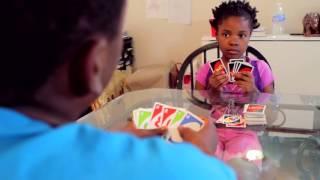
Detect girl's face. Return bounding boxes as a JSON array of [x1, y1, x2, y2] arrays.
[[216, 16, 251, 60]]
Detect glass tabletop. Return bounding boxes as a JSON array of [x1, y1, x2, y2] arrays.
[[78, 88, 320, 179]]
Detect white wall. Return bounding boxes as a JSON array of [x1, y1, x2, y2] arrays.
[[125, 0, 320, 68]]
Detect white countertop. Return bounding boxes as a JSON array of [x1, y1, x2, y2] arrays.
[[202, 34, 320, 41]]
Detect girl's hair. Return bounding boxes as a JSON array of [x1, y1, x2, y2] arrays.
[[210, 0, 260, 31]]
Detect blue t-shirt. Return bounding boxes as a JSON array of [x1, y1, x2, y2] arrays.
[[0, 108, 235, 180]]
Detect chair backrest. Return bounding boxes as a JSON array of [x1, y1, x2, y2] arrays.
[[176, 42, 271, 90]]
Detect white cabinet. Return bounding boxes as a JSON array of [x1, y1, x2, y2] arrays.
[[202, 35, 320, 95]]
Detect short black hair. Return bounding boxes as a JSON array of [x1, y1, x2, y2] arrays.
[[210, 0, 260, 31], [1, 0, 125, 106]]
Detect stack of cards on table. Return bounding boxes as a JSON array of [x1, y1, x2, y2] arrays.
[[243, 104, 267, 125], [209, 58, 254, 82], [216, 114, 247, 128], [132, 103, 205, 142]]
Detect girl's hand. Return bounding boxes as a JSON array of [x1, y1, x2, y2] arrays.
[[208, 71, 228, 91], [234, 72, 258, 93]]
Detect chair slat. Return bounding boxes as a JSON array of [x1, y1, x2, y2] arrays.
[[204, 50, 207, 64], [190, 63, 194, 93]]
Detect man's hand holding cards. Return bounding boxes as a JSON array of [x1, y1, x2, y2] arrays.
[[132, 103, 205, 142]]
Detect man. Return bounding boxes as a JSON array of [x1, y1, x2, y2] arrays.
[[0, 0, 235, 179]]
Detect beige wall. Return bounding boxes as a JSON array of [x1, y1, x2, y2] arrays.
[[125, 0, 320, 68]]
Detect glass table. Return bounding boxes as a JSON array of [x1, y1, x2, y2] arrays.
[[78, 88, 320, 180]]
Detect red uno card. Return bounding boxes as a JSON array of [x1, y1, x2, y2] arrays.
[[244, 104, 266, 114], [150, 103, 165, 128], [161, 106, 178, 127], [238, 63, 254, 73], [209, 59, 226, 74]]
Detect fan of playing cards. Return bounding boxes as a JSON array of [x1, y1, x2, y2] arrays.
[[132, 103, 205, 142], [209, 58, 254, 82], [132, 102, 204, 130]]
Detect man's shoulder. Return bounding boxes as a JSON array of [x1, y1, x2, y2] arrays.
[[49, 124, 236, 179], [0, 122, 236, 179]]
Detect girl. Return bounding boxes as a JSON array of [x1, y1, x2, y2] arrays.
[[196, 0, 272, 173], [196, 0, 274, 94]]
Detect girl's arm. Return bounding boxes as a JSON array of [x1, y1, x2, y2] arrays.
[[195, 81, 206, 90], [262, 83, 274, 94]]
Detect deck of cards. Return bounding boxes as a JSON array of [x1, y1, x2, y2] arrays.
[[216, 114, 247, 128], [209, 58, 254, 82], [215, 104, 267, 128], [132, 103, 205, 142], [243, 104, 267, 125]]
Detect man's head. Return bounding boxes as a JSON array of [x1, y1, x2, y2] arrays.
[[1, 0, 126, 122]]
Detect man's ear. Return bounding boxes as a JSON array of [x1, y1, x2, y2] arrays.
[[68, 39, 106, 97]]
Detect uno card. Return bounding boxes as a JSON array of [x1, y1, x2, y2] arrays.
[[237, 62, 243, 72], [149, 103, 165, 128], [238, 63, 254, 73], [209, 59, 226, 74], [234, 62, 240, 73], [244, 104, 266, 114], [179, 112, 204, 131], [163, 128, 183, 143], [133, 108, 152, 129], [230, 59, 245, 63], [228, 62, 235, 72], [228, 62, 236, 82], [226, 116, 246, 128], [132, 109, 139, 126], [226, 121, 247, 128], [230, 59, 244, 73], [169, 109, 188, 128], [161, 106, 178, 128], [222, 114, 241, 124], [215, 115, 224, 124]]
